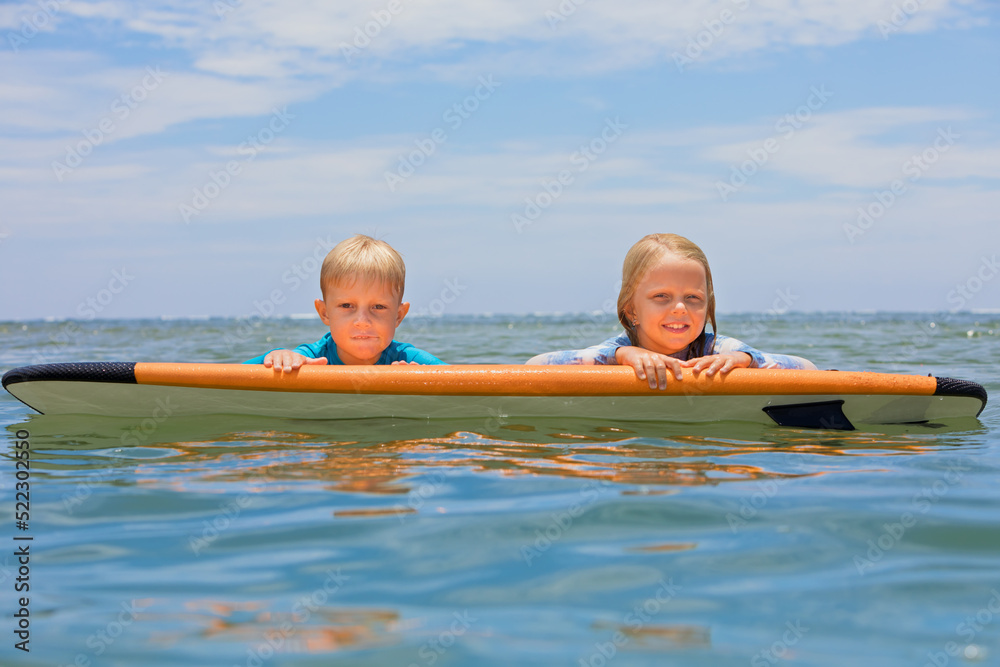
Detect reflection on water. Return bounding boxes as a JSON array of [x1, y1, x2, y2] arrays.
[[591, 620, 711, 650], [13, 413, 988, 663], [181, 601, 402, 654], [20, 414, 988, 508]]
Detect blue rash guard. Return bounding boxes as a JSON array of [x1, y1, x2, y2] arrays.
[[530, 331, 816, 369], [244, 332, 445, 365]]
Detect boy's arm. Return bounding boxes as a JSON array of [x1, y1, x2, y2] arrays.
[[243, 350, 281, 365], [292, 335, 329, 360], [242, 349, 327, 371], [264, 350, 328, 373], [243, 335, 332, 371], [391, 342, 446, 365], [404, 348, 446, 365]]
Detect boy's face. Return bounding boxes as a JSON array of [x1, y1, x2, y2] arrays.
[[314, 277, 409, 365]]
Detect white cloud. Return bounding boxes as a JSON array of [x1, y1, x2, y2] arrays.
[[0, 51, 323, 142], [1, 0, 989, 164], [702, 107, 1000, 188], [3, 106, 997, 233], [8, 0, 987, 80], [0, 0, 65, 31]]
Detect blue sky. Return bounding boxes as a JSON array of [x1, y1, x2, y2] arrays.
[[1, 0, 998, 320]]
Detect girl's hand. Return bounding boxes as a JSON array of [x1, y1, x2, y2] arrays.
[[615, 346, 684, 390], [390, 360, 421, 365], [681, 352, 752, 377], [263, 350, 329, 373]]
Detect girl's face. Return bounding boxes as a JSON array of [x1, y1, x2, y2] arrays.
[[625, 251, 708, 356]]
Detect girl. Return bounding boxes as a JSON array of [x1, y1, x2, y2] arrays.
[[526, 233, 816, 389]]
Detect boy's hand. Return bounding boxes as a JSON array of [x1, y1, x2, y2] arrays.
[[615, 346, 684, 390], [263, 350, 329, 373], [390, 360, 420, 365], [681, 352, 752, 377]]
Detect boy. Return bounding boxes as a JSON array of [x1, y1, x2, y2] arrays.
[[245, 235, 444, 370]]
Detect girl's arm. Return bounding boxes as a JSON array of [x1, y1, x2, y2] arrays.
[[525, 349, 599, 365], [710, 335, 817, 370], [525, 333, 629, 365]]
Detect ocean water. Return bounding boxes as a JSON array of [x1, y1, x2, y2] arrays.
[[1, 312, 998, 667]]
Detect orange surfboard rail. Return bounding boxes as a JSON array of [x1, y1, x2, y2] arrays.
[[132, 363, 942, 397]]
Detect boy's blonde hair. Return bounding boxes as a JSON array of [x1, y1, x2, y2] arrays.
[[320, 235, 406, 298], [617, 233, 717, 356]]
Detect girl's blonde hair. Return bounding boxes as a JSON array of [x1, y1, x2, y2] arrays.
[[616, 233, 716, 356], [320, 234, 405, 298]]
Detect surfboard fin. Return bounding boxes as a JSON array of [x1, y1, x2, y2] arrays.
[[762, 400, 855, 431]]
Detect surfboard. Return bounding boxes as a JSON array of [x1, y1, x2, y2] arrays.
[[1, 362, 987, 430]]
